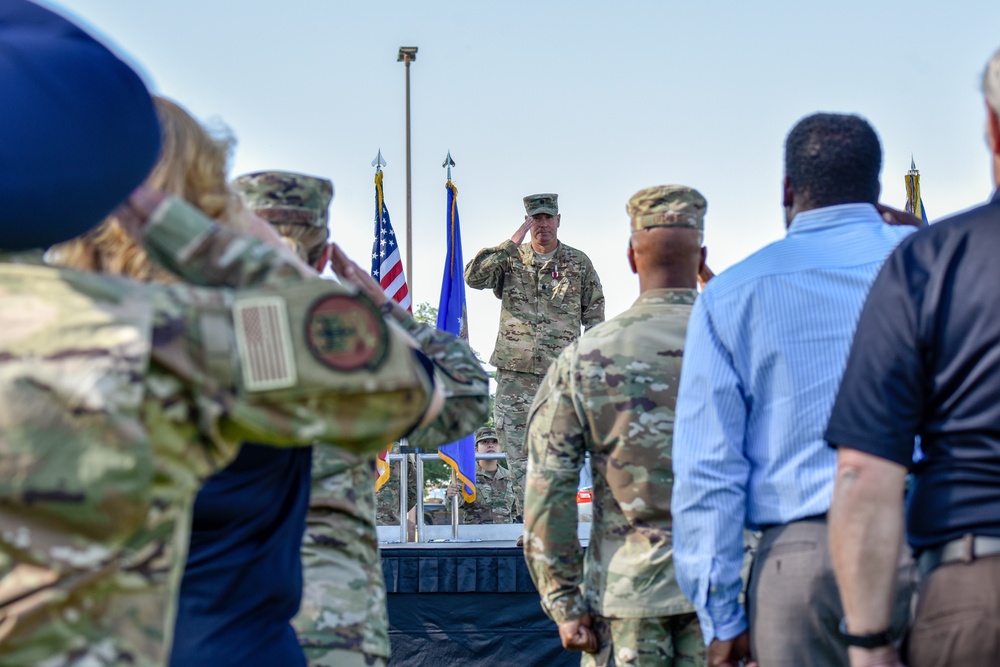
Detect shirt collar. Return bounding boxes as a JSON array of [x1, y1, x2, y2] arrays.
[[633, 288, 698, 308], [787, 203, 881, 236]]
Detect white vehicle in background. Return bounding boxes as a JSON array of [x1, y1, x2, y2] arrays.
[[577, 454, 593, 523]]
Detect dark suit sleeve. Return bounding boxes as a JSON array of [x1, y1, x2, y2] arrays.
[[0, 0, 160, 248]]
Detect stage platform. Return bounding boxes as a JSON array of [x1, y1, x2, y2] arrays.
[[381, 537, 582, 667]]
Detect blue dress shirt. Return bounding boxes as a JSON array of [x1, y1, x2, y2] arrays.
[[671, 203, 913, 642]]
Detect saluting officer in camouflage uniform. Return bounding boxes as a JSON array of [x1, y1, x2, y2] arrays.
[[232, 171, 488, 667], [446, 427, 517, 524], [524, 186, 711, 667], [465, 194, 605, 517]]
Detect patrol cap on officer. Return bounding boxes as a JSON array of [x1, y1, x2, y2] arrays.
[[232, 171, 333, 227], [523, 193, 558, 217], [475, 427, 499, 445], [627, 185, 706, 234]]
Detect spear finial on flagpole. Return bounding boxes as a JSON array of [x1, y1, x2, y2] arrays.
[[372, 149, 387, 174], [909, 154, 918, 175], [442, 150, 456, 182]]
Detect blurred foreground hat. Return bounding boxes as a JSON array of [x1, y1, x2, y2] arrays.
[[523, 193, 558, 217], [475, 427, 498, 444], [627, 185, 706, 233], [232, 171, 333, 228], [2, 0, 160, 249]]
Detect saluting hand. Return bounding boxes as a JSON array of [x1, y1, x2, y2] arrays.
[[699, 263, 716, 288], [876, 203, 924, 228], [329, 243, 390, 307], [511, 217, 534, 245], [114, 184, 166, 237]]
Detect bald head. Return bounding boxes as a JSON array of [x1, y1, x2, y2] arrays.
[[628, 226, 704, 291]]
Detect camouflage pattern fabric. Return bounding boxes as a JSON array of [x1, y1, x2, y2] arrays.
[[523, 289, 699, 627], [0, 198, 435, 667], [296, 313, 487, 665], [458, 464, 516, 524], [294, 446, 390, 663], [465, 239, 605, 375], [466, 237, 603, 517], [232, 171, 333, 228], [493, 368, 543, 518], [393, 312, 489, 451], [626, 186, 706, 234], [583, 614, 705, 667], [523, 193, 558, 216]]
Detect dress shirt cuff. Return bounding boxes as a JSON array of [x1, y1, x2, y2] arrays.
[[697, 600, 747, 646]]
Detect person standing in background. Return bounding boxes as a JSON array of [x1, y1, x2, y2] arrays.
[[465, 193, 604, 517]]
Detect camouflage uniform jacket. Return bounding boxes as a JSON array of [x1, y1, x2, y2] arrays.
[[523, 288, 698, 623], [465, 240, 605, 374], [460, 464, 516, 524], [0, 199, 435, 667], [297, 314, 488, 659]]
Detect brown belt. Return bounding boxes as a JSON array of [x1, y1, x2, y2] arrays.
[[917, 533, 1000, 578]]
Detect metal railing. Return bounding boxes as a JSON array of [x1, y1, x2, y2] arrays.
[[384, 450, 508, 543]]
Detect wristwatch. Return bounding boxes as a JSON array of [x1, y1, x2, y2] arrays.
[[838, 617, 893, 649]]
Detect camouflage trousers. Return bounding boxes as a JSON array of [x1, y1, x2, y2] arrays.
[[583, 614, 706, 667], [493, 368, 544, 518]]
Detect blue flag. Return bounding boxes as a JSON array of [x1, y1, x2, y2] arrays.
[[436, 180, 477, 502]]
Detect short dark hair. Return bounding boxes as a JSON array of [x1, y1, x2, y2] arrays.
[[784, 113, 881, 207]]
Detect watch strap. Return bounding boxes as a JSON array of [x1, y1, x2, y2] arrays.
[[838, 617, 893, 649]]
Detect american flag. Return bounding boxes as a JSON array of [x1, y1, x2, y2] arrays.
[[371, 170, 411, 312]]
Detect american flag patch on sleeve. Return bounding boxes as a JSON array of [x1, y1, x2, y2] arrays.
[[233, 296, 297, 391]]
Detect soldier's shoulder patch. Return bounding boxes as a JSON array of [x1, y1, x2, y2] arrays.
[[234, 295, 298, 391], [305, 293, 388, 372]]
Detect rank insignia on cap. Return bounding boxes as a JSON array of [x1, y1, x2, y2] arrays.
[[305, 294, 388, 372]]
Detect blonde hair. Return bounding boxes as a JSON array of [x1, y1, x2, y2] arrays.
[[268, 223, 329, 268], [51, 96, 242, 281]]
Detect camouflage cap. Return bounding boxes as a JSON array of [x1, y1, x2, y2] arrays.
[[231, 171, 333, 228], [475, 427, 499, 444], [523, 193, 558, 217], [627, 185, 706, 233]]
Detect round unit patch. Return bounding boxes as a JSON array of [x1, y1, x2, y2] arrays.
[[305, 294, 388, 372]]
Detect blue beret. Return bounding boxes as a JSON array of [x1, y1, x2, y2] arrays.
[[0, 0, 161, 249]]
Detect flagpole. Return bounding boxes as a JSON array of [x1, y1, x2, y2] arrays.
[[397, 46, 417, 301]]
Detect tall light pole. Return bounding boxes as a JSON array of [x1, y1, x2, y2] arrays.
[[397, 46, 417, 299]]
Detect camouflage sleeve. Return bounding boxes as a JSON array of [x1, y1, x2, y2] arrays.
[[389, 308, 490, 449], [464, 240, 518, 297], [147, 277, 435, 458], [141, 197, 308, 290], [580, 258, 605, 331], [522, 346, 588, 624]]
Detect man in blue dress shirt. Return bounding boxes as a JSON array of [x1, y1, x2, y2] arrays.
[[671, 113, 917, 667]]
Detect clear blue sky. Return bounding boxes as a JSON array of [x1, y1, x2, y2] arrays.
[[46, 0, 1000, 362]]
